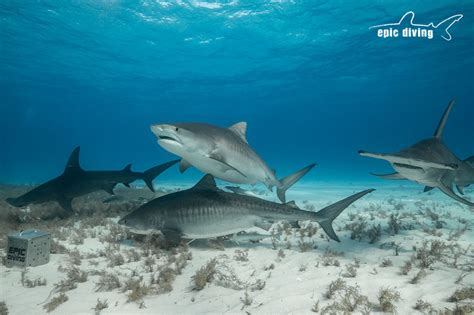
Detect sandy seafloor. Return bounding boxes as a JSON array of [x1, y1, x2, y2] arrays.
[[0, 181, 473, 315]]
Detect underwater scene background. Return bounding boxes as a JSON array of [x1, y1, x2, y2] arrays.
[[0, 1, 473, 315], [1, 0, 472, 184]]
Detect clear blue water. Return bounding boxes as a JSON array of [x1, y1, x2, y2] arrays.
[[1, 1, 472, 185]]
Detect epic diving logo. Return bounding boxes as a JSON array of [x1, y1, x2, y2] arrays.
[[369, 11, 463, 41]]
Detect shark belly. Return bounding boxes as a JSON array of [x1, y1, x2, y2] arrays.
[[392, 163, 442, 187], [178, 215, 259, 239]]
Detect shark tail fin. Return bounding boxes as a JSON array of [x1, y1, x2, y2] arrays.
[[276, 163, 316, 203], [142, 159, 179, 192], [314, 189, 375, 242], [434, 99, 455, 139]]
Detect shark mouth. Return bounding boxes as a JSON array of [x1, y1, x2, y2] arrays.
[[393, 163, 423, 170], [158, 136, 179, 142]]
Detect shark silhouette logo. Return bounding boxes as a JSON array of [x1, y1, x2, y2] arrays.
[[369, 11, 463, 41]]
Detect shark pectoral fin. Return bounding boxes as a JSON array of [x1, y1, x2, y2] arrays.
[[360, 151, 457, 170], [179, 159, 192, 173], [370, 172, 405, 180], [58, 197, 73, 212], [255, 220, 273, 231], [161, 229, 182, 245], [438, 184, 474, 207], [456, 185, 465, 195], [207, 152, 247, 178], [424, 186, 435, 193]]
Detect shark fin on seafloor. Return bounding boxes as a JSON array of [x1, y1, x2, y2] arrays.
[[58, 197, 73, 212], [434, 99, 455, 139], [192, 174, 219, 191], [179, 159, 192, 173], [370, 172, 405, 180], [456, 185, 465, 195], [64, 146, 82, 173], [424, 186, 435, 192], [438, 183, 474, 207], [228, 122, 248, 143]]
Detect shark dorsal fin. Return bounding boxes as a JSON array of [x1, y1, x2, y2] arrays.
[[123, 164, 132, 172], [192, 174, 218, 191], [64, 146, 82, 172], [229, 122, 248, 143], [434, 99, 455, 139]]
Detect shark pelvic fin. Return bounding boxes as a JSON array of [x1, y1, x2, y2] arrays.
[[64, 146, 82, 172], [58, 197, 73, 212], [424, 186, 435, 192], [456, 185, 465, 195], [276, 163, 316, 203], [314, 189, 375, 242], [179, 159, 192, 173], [193, 174, 219, 191], [438, 183, 474, 207], [434, 99, 455, 139], [228, 122, 248, 143], [370, 172, 405, 180]]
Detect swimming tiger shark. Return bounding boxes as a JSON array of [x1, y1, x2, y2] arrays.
[[6, 147, 178, 212], [119, 174, 374, 243], [359, 100, 474, 206], [150, 122, 315, 203]]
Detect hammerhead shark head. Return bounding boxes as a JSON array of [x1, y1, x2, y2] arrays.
[[359, 100, 474, 207], [6, 147, 178, 212]]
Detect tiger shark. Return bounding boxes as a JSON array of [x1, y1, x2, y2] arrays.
[[359, 100, 474, 206], [150, 122, 315, 203], [6, 147, 178, 212], [119, 174, 374, 243]]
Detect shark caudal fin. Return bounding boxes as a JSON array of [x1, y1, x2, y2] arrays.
[[434, 99, 455, 139], [314, 189, 375, 242], [276, 163, 316, 203], [142, 160, 179, 192]]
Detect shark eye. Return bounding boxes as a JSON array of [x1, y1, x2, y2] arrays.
[[175, 127, 179, 132]]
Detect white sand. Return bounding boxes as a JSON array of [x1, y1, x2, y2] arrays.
[[1, 182, 473, 314]]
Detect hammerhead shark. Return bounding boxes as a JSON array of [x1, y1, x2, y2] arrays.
[[359, 100, 474, 207], [6, 147, 178, 212], [150, 122, 315, 203]]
